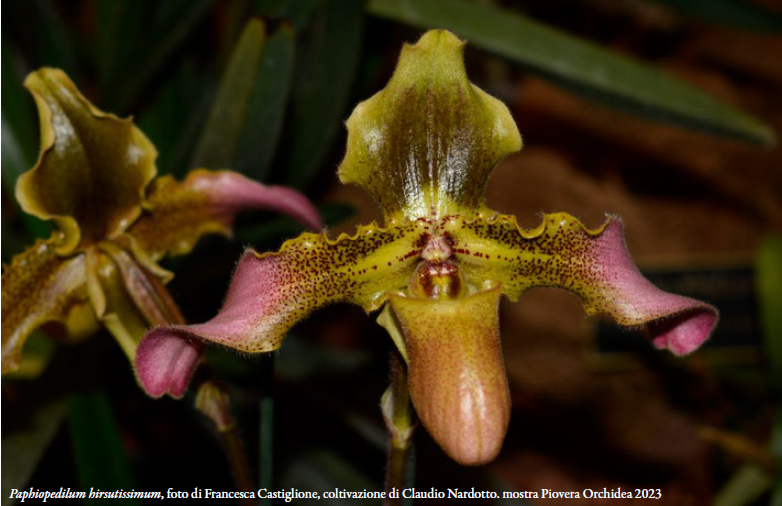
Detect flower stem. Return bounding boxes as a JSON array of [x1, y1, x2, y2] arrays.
[[258, 354, 274, 506], [382, 352, 416, 505], [119, 256, 254, 500], [194, 375, 254, 505]]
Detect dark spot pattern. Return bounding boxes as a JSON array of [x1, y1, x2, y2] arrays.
[[446, 212, 647, 323], [1, 237, 89, 371], [178, 221, 429, 353]]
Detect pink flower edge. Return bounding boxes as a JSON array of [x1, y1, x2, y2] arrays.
[[135, 331, 204, 398], [194, 171, 323, 231], [594, 219, 718, 355]]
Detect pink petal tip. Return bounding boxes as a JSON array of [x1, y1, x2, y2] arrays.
[[597, 219, 718, 355], [194, 171, 323, 231], [135, 330, 204, 398]]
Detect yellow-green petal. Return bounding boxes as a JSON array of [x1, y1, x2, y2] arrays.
[[85, 248, 150, 360], [16, 68, 157, 254], [1, 237, 90, 373], [338, 30, 521, 222], [389, 282, 510, 465]]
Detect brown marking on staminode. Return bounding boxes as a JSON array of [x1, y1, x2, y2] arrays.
[[410, 260, 463, 299]]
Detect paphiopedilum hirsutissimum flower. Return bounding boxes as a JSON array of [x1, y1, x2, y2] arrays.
[[1, 68, 322, 384], [138, 30, 717, 465]]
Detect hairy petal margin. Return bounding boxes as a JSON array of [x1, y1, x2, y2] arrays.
[[136, 222, 423, 397], [450, 212, 718, 355]]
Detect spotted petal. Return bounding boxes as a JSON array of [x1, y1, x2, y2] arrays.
[[338, 30, 521, 222], [128, 169, 323, 262], [1, 237, 90, 372], [389, 282, 509, 465], [448, 212, 717, 355], [136, 222, 425, 396], [16, 68, 157, 254]]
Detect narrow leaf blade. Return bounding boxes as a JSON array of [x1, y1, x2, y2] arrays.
[[235, 24, 296, 181], [757, 234, 782, 391], [367, 0, 776, 145], [69, 391, 137, 504], [644, 0, 782, 33], [114, 0, 215, 112], [1, 402, 67, 506], [281, 0, 366, 187], [192, 18, 267, 170]]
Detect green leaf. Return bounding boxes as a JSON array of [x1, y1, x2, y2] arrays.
[[69, 391, 137, 504], [773, 484, 782, 506], [137, 61, 207, 176], [714, 464, 772, 506], [235, 24, 297, 181], [643, 0, 782, 33], [757, 234, 782, 391], [281, 0, 366, 187], [192, 18, 268, 170], [255, 0, 319, 30], [1, 401, 67, 506], [95, 0, 147, 100], [772, 412, 782, 466], [367, 0, 776, 145], [113, 0, 215, 112], [1, 115, 51, 243], [259, 355, 274, 506], [1, 44, 51, 244], [1, 43, 37, 167], [2, 116, 29, 190], [35, 0, 79, 75]]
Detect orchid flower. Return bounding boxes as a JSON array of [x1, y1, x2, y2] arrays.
[[1, 68, 322, 378], [138, 30, 717, 465]]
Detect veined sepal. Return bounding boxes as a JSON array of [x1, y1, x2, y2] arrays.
[[338, 30, 521, 222]]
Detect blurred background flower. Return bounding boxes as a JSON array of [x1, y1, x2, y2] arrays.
[[2, 1, 780, 505]]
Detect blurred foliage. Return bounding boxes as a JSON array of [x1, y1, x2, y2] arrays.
[[1, 401, 66, 506], [757, 235, 782, 393], [69, 392, 137, 505], [368, 0, 775, 145], [2, 0, 780, 502]]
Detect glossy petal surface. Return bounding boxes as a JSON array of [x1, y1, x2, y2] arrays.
[[449, 212, 718, 354], [139, 222, 423, 356], [1, 237, 89, 372], [390, 283, 509, 465], [85, 248, 149, 359], [129, 169, 322, 262], [16, 69, 157, 254], [338, 30, 521, 221]]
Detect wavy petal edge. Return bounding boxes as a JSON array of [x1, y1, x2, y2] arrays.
[[450, 212, 718, 355]]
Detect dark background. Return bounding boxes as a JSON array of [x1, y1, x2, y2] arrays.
[[3, 1, 781, 504]]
